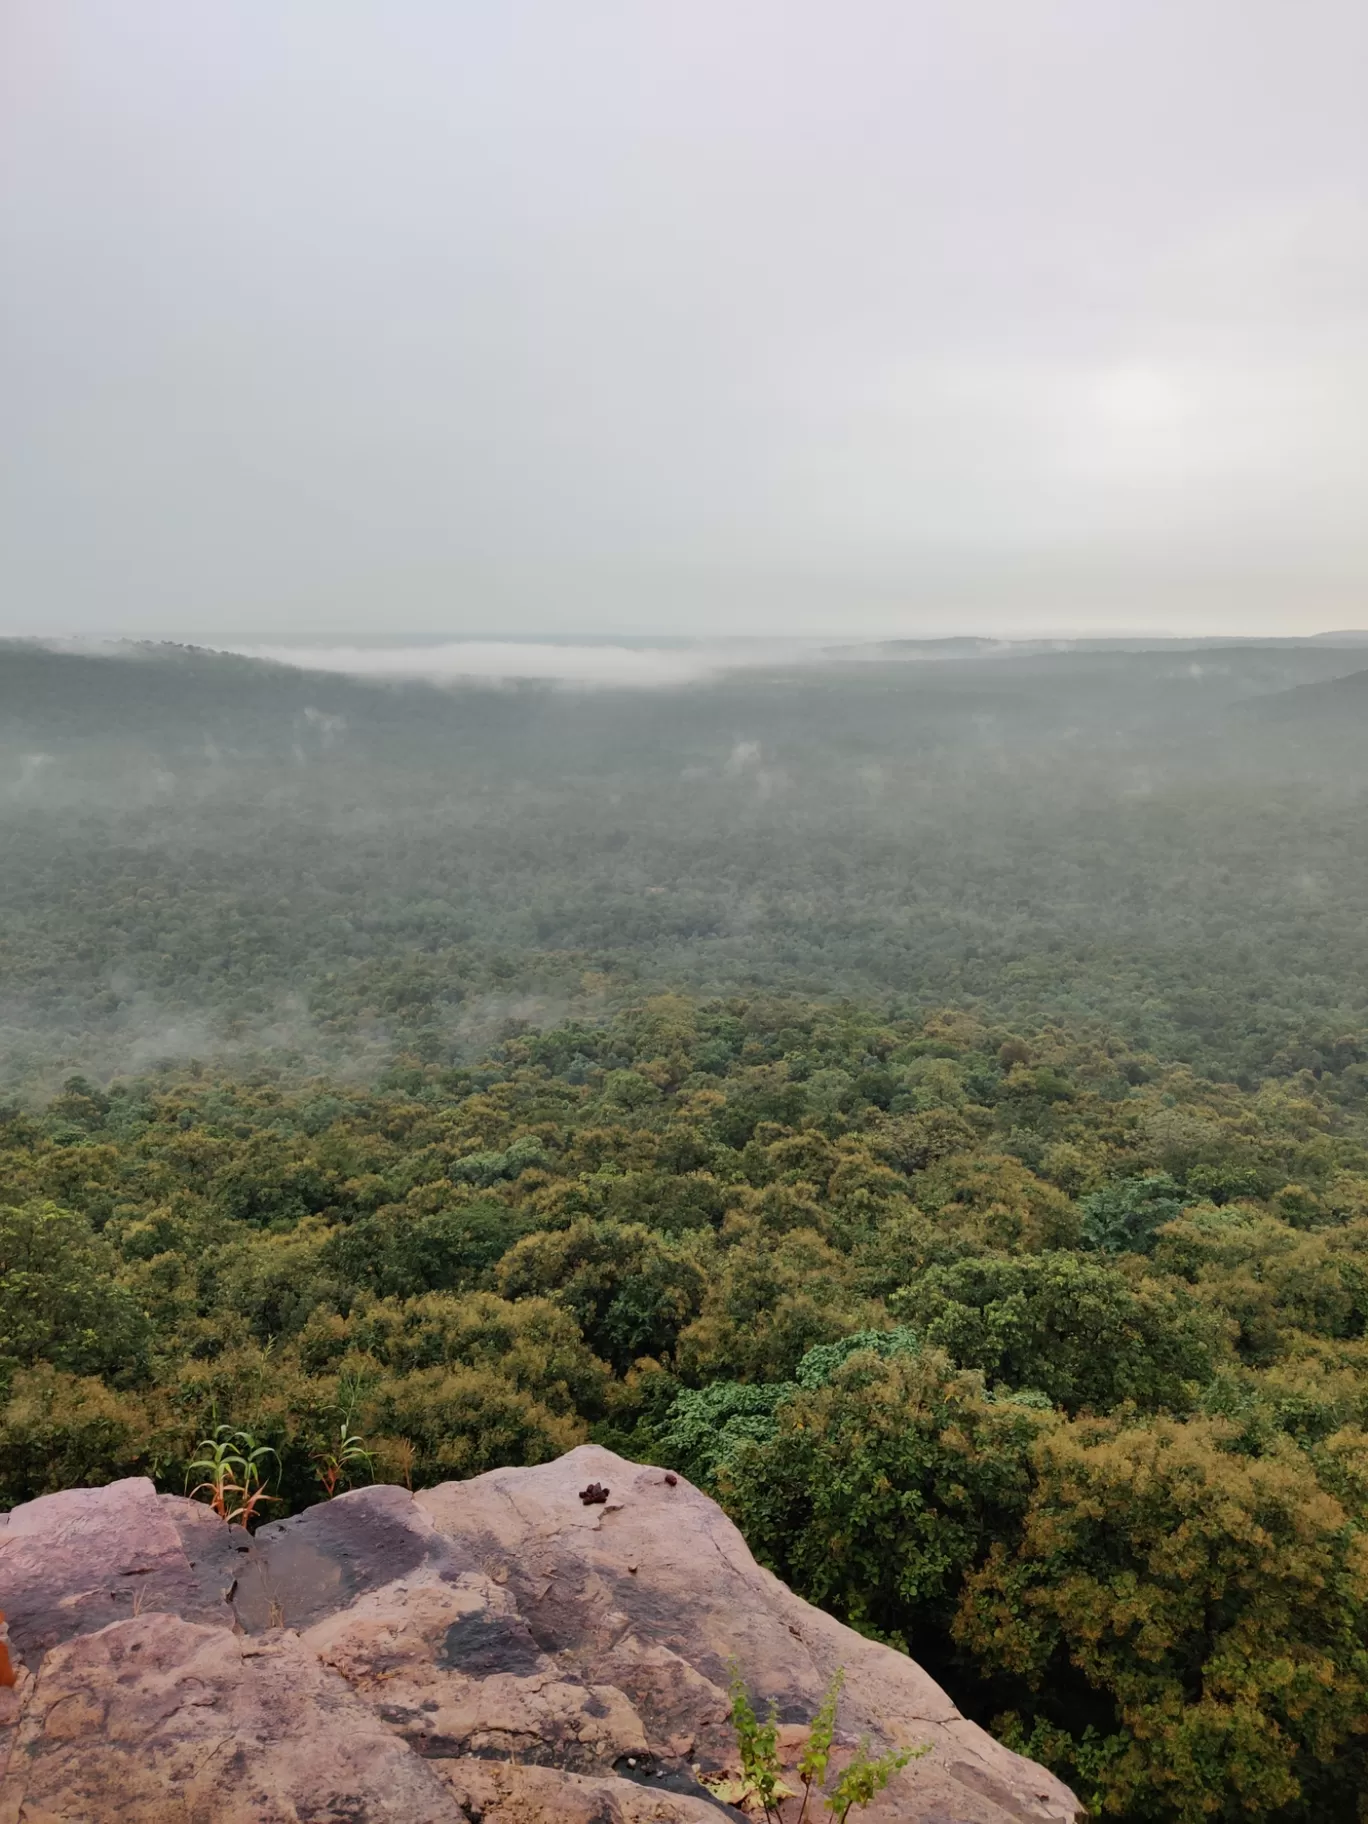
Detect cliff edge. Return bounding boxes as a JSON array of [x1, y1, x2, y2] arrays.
[[0, 1444, 1080, 1822]]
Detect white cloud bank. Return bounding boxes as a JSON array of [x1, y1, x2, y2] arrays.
[[230, 639, 861, 687]]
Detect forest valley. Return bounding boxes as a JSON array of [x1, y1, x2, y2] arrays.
[[5, 993, 1368, 1823]]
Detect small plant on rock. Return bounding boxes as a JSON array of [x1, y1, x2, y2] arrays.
[[723, 1659, 795, 1818], [795, 1666, 843, 1823], [313, 1376, 375, 1499], [707, 1662, 927, 1821], [186, 1425, 278, 1529], [824, 1737, 927, 1822], [186, 1424, 244, 1520]]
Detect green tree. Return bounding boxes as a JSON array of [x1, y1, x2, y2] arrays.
[[957, 1416, 1368, 1822], [1080, 1173, 1188, 1254], [320, 1199, 525, 1297], [365, 1365, 584, 1484], [655, 1380, 789, 1486], [0, 1201, 151, 1386], [892, 1252, 1223, 1414], [495, 1220, 705, 1371], [0, 1366, 152, 1501], [329, 1289, 612, 1417], [720, 1349, 1050, 1646], [675, 1227, 876, 1383]]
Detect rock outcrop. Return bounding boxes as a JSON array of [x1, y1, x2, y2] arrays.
[[0, 1444, 1080, 1822]]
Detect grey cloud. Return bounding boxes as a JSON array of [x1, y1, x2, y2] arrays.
[[2, 1, 1366, 641]]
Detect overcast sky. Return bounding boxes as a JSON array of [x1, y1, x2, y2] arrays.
[[4, 2, 1367, 642]]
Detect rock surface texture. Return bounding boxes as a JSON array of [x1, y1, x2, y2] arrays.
[[0, 1445, 1080, 1822]]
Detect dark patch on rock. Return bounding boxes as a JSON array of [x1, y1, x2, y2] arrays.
[[408, 1732, 471, 1759], [613, 1755, 748, 1819], [438, 1608, 545, 1679], [235, 1483, 457, 1633], [412, 1734, 605, 1774]]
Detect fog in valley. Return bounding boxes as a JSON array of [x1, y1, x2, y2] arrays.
[[4, 633, 1368, 1088]]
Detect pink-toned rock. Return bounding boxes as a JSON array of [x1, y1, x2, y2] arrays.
[[0, 1446, 1081, 1822], [0, 1611, 463, 1824], [0, 1480, 240, 1660]]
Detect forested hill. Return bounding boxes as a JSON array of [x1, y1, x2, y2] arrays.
[[5, 637, 1368, 1087], [4, 994, 1368, 1818]]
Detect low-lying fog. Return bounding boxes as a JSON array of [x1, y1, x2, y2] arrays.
[[3, 637, 1368, 1092]]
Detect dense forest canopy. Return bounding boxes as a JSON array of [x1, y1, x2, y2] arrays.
[[6, 639, 1368, 1821]]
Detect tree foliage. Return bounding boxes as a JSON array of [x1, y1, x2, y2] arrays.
[[3, 994, 1368, 1820], [891, 1252, 1222, 1414]]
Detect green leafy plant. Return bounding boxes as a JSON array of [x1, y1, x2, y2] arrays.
[[795, 1667, 844, 1823], [229, 1432, 279, 1528], [186, 1424, 278, 1528], [313, 1418, 372, 1498], [722, 1658, 794, 1820], [312, 1374, 376, 1497], [714, 1662, 925, 1822], [824, 1738, 928, 1822], [185, 1424, 242, 1520]]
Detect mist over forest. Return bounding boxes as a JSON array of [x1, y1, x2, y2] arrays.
[[5, 635, 1368, 1089]]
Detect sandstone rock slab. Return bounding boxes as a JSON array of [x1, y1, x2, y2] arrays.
[[0, 1445, 1081, 1822], [0, 1611, 463, 1824], [0, 1481, 238, 1666]]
